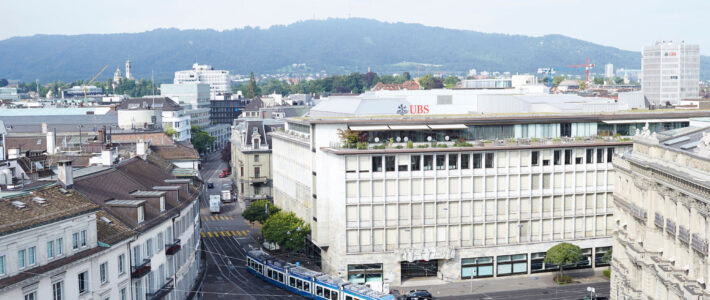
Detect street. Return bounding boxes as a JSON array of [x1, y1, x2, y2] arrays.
[[438, 281, 610, 300], [198, 152, 302, 299]]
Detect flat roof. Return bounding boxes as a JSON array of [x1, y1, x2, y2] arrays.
[[105, 199, 145, 207]]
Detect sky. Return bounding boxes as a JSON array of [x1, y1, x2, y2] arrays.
[[2, 0, 709, 54]]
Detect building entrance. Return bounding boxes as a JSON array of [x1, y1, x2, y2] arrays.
[[400, 260, 438, 280]]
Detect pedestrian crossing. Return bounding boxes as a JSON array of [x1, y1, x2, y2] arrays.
[[201, 230, 251, 238], [202, 216, 235, 222]]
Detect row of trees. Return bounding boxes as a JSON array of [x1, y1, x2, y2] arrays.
[[8, 78, 156, 98], [242, 200, 311, 252]]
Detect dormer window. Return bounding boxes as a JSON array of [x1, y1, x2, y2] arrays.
[[137, 206, 145, 223], [160, 196, 165, 212]]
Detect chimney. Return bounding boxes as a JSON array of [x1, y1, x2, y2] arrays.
[[57, 160, 73, 189], [98, 128, 105, 144], [47, 131, 56, 155], [136, 139, 146, 159], [101, 150, 113, 166], [41, 122, 48, 134]]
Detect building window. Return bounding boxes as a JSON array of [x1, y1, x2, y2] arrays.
[[56, 238, 63, 256], [52, 281, 63, 300], [145, 239, 153, 257], [157, 233, 164, 251], [372, 156, 383, 172], [138, 206, 145, 223], [385, 156, 395, 172], [497, 254, 528, 276], [410, 155, 421, 171], [119, 287, 126, 300], [100, 262, 108, 284], [118, 254, 125, 274], [531, 151, 539, 166], [24, 291, 36, 300], [0, 255, 5, 275], [448, 154, 458, 170], [553, 150, 561, 165], [473, 153, 482, 169], [423, 155, 434, 171], [72, 233, 79, 249], [18, 249, 25, 268], [27, 246, 35, 265], [564, 149, 572, 165], [436, 154, 446, 170], [254, 155, 259, 162], [484, 153, 494, 168], [133, 246, 141, 266], [594, 247, 612, 267], [347, 264, 383, 283], [586, 149, 594, 164], [254, 167, 261, 178], [596, 148, 604, 163], [78, 271, 88, 294], [80, 230, 87, 247], [461, 154, 470, 169], [607, 147, 614, 162], [461, 257, 493, 279], [47, 240, 54, 259]]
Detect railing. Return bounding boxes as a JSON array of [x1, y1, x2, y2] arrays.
[[146, 278, 174, 300], [131, 259, 151, 279], [654, 213, 664, 229], [666, 219, 676, 236], [691, 234, 708, 256], [679, 226, 690, 244], [165, 239, 181, 256], [630, 204, 647, 222]]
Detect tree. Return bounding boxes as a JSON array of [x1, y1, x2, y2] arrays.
[[0, 78, 8, 87], [602, 249, 612, 264], [245, 72, 260, 98], [614, 76, 624, 85], [578, 81, 587, 90], [593, 77, 604, 85], [544, 242, 583, 283], [551, 76, 565, 86], [242, 200, 281, 224], [190, 125, 215, 154], [402, 72, 411, 81], [221, 141, 231, 163], [262, 212, 311, 252], [443, 76, 460, 89], [418, 74, 444, 90], [164, 124, 177, 139], [337, 129, 359, 148]]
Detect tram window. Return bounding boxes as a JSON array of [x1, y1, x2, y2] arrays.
[[317, 286, 324, 296], [303, 282, 310, 291], [290, 277, 296, 287], [323, 289, 329, 298], [330, 291, 338, 300], [267, 269, 272, 278], [346, 296, 354, 300], [296, 279, 302, 289], [279, 273, 284, 282]]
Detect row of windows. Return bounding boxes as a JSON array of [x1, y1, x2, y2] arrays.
[[316, 285, 339, 300], [347, 148, 616, 173], [133, 226, 173, 266], [288, 276, 311, 293]]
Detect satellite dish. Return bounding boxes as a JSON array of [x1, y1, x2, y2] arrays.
[[404, 137, 409, 142], [445, 136, 450, 141], [427, 136, 432, 142], [396, 137, 401, 142], [374, 137, 380, 143]]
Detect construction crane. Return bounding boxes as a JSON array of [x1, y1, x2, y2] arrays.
[[537, 68, 555, 94], [84, 64, 109, 98], [566, 58, 595, 84]]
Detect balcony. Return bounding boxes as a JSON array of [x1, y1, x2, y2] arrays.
[[654, 213, 664, 229], [630, 204, 647, 223], [691, 234, 708, 256], [666, 219, 676, 236], [131, 259, 151, 279], [165, 239, 181, 256], [679, 226, 690, 244], [146, 278, 174, 300]]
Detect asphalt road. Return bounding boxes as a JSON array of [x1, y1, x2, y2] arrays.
[[198, 152, 302, 300], [439, 281, 610, 300]]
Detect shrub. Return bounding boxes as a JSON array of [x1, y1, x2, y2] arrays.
[[356, 142, 369, 150], [553, 274, 572, 284], [406, 141, 414, 149], [416, 144, 429, 148], [372, 144, 386, 150], [454, 141, 473, 147], [437, 144, 448, 148], [395, 145, 403, 149], [603, 269, 611, 279]]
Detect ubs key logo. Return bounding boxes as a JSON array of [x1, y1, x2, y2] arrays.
[[397, 104, 430, 115], [396, 104, 407, 115]]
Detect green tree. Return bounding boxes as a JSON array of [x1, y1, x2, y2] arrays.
[[443, 76, 460, 88], [602, 249, 612, 264], [578, 81, 587, 90], [242, 200, 281, 224], [245, 72, 260, 98], [544, 242, 583, 283], [552, 76, 565, 86], [418, 74, 444, 90], [593, 77, 604, 85], [0, 78, 8, 87], [614, 76, 624, 85], [337, 129, 359, 148], [164, 124, 177, 139], [262, 212, 311, 252], [402, 72, 411, 81], [190, 125, 215, 154]]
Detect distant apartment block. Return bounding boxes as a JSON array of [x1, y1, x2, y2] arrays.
[[174, 63, 230, 98], [642, 41, 700, 106]]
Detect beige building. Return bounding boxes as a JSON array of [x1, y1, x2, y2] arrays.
[[611, 124, 710, 299], [231, 119, 284, 202]]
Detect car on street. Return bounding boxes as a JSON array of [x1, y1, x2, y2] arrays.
[[207, 182, 214, 189], [219, 173, 226, 178], [222, 168, 230, 173], [405, 290, 433, 300]]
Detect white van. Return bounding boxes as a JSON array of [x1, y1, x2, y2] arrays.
[[209, 195, 221, 213]]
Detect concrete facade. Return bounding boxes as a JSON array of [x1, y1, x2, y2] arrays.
[[642, 41, 700, 106]]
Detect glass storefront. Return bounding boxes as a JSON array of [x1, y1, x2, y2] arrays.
[[401, 260, 438, 280], [496, 254, 527, 276], [348, 264, 383, 284], [461, 257, 494, 279], [594, 247, 611, 267]]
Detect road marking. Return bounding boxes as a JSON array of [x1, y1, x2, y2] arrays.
[[242, 230, 248, 236], [235, 231, 242, 236], [226, 231, 232, 236], [210, 216, 216, 221], [201, 232, 206, 238], [231, 231, 237, 236], [221, 216, 227, 221], [207, 232, 213, 238], [220, 231, 226, 237], [246, 229, 250, 233]]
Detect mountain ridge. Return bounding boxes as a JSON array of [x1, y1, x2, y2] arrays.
[[0, 18, 707, 82]]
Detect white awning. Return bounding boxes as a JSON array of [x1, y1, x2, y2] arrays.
[[602, 118, 689, 124], [427, 124, 468, 130], [349, 125, 390, 131], [388, 125, 430, 130]]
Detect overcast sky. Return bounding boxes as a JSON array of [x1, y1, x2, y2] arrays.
[[3, 0, 708, 54]]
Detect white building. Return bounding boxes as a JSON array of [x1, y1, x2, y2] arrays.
[[160, 83, 210, 108], [611, 124, 710, 299], [126, 60, 133, 80], [642, 41, 700, 106], [269, 89, 704, 287], [605, 64, 614, 79], [0, 182, 134, 300], [174, 63, 230, 98], [118, 97, 192, 142]]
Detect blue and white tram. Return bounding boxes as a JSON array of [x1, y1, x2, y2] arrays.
[[246, 250, 395, 300]]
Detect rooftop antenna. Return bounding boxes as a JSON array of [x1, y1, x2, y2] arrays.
[[151, 70, 155, 96]]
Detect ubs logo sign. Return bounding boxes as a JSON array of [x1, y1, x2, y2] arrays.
[[397, 104, 430, 115]]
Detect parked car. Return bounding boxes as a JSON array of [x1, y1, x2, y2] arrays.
[[207, 182, 214, 189], [405, 290, 433, 300], [219, 173, 226, 178], [222, 168, 230, 173]]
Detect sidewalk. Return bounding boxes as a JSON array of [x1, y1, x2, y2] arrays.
[[391, 268, 609, 298]]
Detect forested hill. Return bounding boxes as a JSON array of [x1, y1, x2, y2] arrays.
[[0, 18, 707, 82]]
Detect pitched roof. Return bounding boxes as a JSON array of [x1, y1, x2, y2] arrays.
[[118, 97, 181, 111], [150, 143, 199, 160], [245, 97, 265, 111], [110, 131, 175, 146], [96, 210, 134, 245], [0, 184, 99, 237], [372, 80, 421, 91]]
